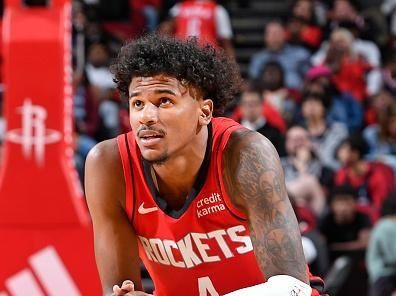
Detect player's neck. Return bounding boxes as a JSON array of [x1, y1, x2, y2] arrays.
[[152, 126, 209, 203]]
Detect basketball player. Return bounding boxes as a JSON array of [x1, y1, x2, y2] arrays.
[[85, 34, 325, 296]]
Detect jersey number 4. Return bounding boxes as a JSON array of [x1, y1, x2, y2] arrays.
[[198, 276, 219, 296]]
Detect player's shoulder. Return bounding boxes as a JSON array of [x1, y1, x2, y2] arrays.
[[224, 128, 276, 158], [85, 138, 126, 208], [85, 138, 123, 177], [221, 128, 282, 211], [86, 138, 120, 164]]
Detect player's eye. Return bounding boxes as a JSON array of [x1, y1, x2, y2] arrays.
[[159, 98, 172, 106], [132, 100, 144, 109]]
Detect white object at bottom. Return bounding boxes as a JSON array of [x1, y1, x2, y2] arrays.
[[223, 275, 312, 296]]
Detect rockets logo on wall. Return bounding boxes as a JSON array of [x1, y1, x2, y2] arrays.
[[6, 99, 62, 166]]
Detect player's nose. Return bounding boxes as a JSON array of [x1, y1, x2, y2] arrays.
[[139, 103, 159, 125]]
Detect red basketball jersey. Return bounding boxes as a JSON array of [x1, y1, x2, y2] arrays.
[[116, 117, 325, 296], [175, 0, 218, 47], [117, 117, 265, 295]]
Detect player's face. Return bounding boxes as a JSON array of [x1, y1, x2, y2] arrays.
[[128, 75, 211, 165]]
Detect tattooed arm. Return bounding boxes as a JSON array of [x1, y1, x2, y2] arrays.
[[222, 129, 309, 284]]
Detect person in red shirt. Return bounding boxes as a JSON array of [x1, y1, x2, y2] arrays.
[[323, 28, 371, 102], [85, 34, 325, 296], [286, 0, 323, 52], [160, 0, 235, 57], [232, 61, 296, 134], [335, 134, 394, 222]]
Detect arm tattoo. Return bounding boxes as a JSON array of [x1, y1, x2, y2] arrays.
[[223, 130, 308, 283]]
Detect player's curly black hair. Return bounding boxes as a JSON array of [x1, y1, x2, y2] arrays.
[[110, 34, 241, 115]]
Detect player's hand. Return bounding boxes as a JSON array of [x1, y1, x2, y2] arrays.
[[112, 280, 153, 296]]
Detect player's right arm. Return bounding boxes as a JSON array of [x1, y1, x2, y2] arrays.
[[85, 139, 143, 296]]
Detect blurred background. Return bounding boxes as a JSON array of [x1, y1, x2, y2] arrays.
[[2, 0, 396, 295]]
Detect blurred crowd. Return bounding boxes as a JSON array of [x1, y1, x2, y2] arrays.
[[1, 0, 396, 295]]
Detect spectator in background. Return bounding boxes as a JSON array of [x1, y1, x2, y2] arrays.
[[313, 20, 382, 98], [365, 88, 395, 126], [338, 21, 382, 97], [305, 65, 363, 133], [258, 61, 296, 132], [312, 28, 371, 102], [326, 0, 384, 44], [72, 69, 99, 182], [299, 90, 348, 170], [72, 2, 123, 56], [281, 126, 332, 216], [233, 61, 295, 134], [366, 194, 396, 296], [319, 185, 372, 261], [238, 90, 285, 156], [85, 42, 115, 90], [326, 0, 364, 29], [335, 134, 395, 222], [161, 0, 235, 57], [248, 20, 311, 91], [73, 69, 99, 139], [95, 89, 122, 142], [85, 21, 122, 51], [364, 101, 396, 171], [319, 184, 371, 296], [285, 0, 323, 52], [131, 0, 162, 32], [85, 42, 121, 141]]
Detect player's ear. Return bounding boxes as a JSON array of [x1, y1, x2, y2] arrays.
[[199, 99, 213, 126]]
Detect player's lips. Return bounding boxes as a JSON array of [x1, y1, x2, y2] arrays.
[[138, 130, 164, 147], [140, 136, 162, 147]]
